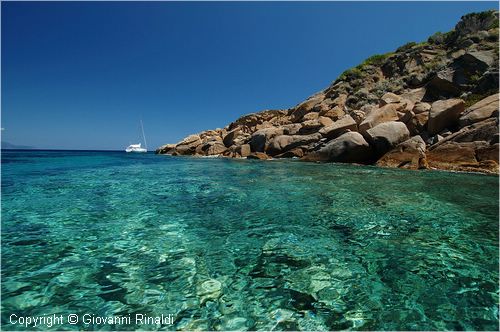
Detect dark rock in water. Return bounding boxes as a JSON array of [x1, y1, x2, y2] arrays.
[[10, 239, 48, 246], [288, 289, 317, 311], [275, 320, 300, 331], [94, 260, 128, 303], [328, 223, 354, 241]]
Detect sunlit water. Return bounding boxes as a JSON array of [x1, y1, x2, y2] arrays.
[[1, 150, 498, 331]]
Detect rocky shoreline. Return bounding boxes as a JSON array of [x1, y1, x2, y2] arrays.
[[157, 11, 499, 174]]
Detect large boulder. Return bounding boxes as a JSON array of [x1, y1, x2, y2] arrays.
[[228, 109, 288, 131], [426, 141, 499, 173], [204, 141, 227, 156], [358, 103, 401, 133], [412, 102, 431, 114], [249, 127, 284, 152], [281, 123, 303, 135], [298, 120, 323, 134], [175, 134, 202, 155], [319, 115, 357, 139], [302, 131, 372, 163], [432, 117, 498, 146], [427, 99, 465, 135], [406, 112, 429, 135], [428, 141, 487, 164], [290, 93, 325, 122], [247, 152, 270, 160], [319, 106, 346, 121], [379, 92, 402, 106], [302, 112, 319, 121], [318, 116, 334, 127], [223, 129, 243, 147], [267, 133, 322, 156], [156, 143, 176, 154], [275, 148, 304, 159], [453, 51, 496, 86], [400, 88, 426, 103], [376, 136, 427, 169], [454, 10, 499, 36], [476, 144, 500, 162], [458, 93, 499, 126], [424, 69, 462, 100], [239, 144, 251, 158], [364, 121, 411, 155]]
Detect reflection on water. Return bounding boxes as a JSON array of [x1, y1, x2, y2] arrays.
[[1, 150, 499, 330]]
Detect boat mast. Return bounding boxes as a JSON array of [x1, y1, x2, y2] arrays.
[[140, 119, 148, 150]]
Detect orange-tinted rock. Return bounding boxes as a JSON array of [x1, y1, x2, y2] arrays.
[[376, 136, 426, 169], [428, 99, 465, 135], [459, 93, 499, 126], [358, 103, 401, 133], [247, 152, 270, 160], [303, 132, 373, 163]]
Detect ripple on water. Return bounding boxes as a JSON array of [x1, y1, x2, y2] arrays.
[[1, 151, 499, 330]]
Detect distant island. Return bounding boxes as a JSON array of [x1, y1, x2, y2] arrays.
[[1, 141, 35, 150], [156, 10, 499, 174]]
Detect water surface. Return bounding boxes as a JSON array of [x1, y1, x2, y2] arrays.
[[1, 150, 498, 330]]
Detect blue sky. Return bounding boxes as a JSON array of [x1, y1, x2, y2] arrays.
[[2, 1, 497, 150]]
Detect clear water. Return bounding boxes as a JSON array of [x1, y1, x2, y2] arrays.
[[1, 150, 498, 331]]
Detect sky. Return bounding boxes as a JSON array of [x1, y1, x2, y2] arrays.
[[2, 1, 498, 150]]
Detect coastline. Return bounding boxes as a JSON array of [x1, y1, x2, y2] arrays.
[[155, 152, 500, 176], [156, 11, 500, 176]]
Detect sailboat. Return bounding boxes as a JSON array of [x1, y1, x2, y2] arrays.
[[125, 120, 148, 153]]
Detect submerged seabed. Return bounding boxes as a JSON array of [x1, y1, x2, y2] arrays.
[[1, 150, 499, 331]]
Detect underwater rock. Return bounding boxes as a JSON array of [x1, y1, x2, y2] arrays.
[[197, 279, 222, 303]]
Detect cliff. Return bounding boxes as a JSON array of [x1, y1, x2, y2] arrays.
[[157, 10, 500, 174]]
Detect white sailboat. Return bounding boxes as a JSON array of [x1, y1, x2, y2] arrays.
[[125, 120, 148, 153]]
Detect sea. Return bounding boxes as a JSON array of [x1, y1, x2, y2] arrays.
[[1, 150, 498, 330]]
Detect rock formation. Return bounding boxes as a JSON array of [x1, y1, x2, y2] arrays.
[[157, 11, 499, 174]]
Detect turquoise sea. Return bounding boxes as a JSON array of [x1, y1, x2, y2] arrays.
[[1, 150, 499, 331]]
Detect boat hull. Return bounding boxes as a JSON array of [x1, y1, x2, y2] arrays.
[[125, 148, 147, 153]]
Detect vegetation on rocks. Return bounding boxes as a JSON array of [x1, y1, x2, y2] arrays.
[[157, 10, 500, 174]]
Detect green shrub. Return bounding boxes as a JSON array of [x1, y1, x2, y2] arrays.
[[424, 57, 443, 71], [464, 93, 491, 108], [336, 52, 393, 82], [428, 32, 443, 44], [428, 30, 455, 44], [463, 11, 496, 22], [338, 67, 363, 81], [396, 42, 417, 53], [360, 52, 393, 67]]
